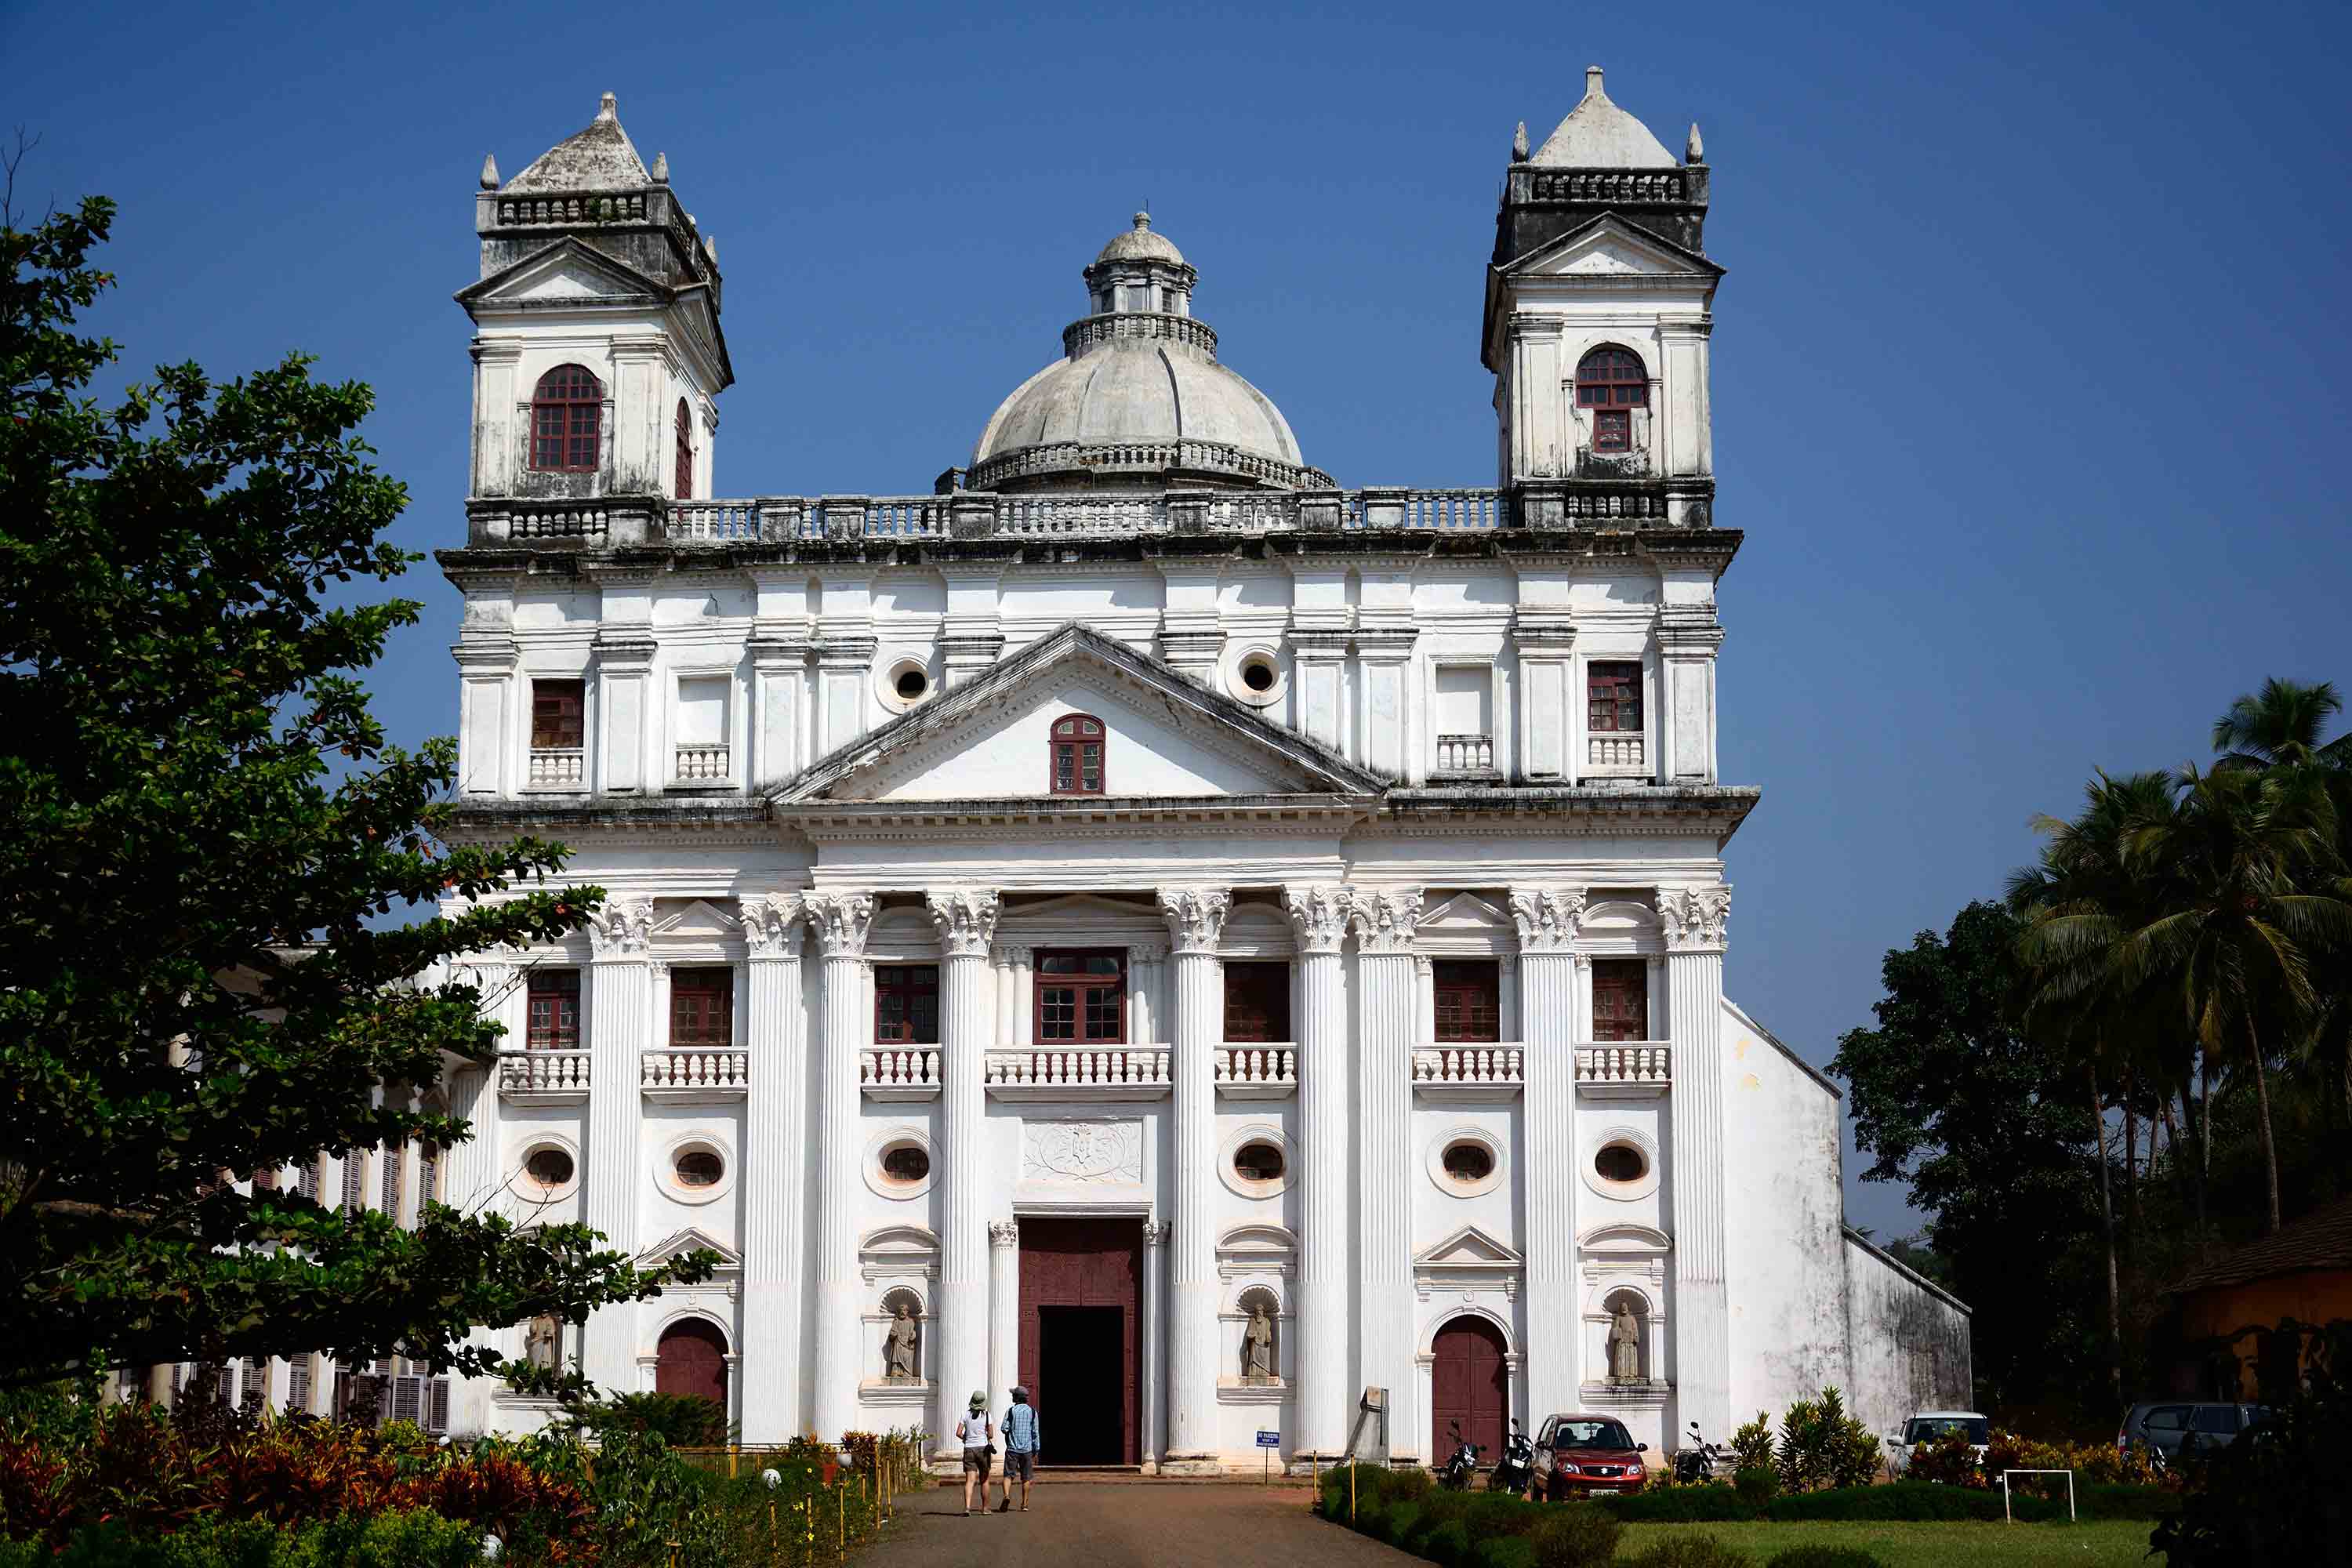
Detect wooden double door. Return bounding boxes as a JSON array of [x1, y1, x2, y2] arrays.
[[1430, 1315, 1508, 1464], [1016, 1217, 1141, 1465]]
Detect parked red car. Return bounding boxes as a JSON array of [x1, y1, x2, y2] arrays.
[[1532, 1413, 1650, 1500]]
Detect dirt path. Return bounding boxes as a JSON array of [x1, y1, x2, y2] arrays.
[[858, 1479, 1419, 1568]]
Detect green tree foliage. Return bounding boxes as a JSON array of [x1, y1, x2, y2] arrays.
[[1828, 902, 2107, 1407], [0, 192, 710, 1388]]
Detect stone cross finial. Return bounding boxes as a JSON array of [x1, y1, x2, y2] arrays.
[[1584, 65, 1606, 100], [478, 153, 499, 190], [1512, 122, 1529, 162], [1685, 123, 1705, 164], [597, 92, 618, 122], [651, 151, 670, 184]]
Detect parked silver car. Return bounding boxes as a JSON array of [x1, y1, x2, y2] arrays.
[[2117, 1401, 2268, 1458], [1883, 1410, 1990, 1475]]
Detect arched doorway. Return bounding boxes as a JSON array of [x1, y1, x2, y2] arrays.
[[1430, 1314, 1508, 1464], [655, 1318, 729, 1417]]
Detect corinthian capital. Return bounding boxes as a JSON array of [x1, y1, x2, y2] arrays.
[[1347, 887, 1424, 955], [988, 1218, 1022, 1248], [804, 891, 877, 959], [1660, 885, 1732, 952], [1157, 886, 1232, 955], [1508, 886, 1586, 954], [1283, 884, 1352, 954], [926, 888, 1001, 958], [587, 895, 656, 959], [741, 893, 806, 957]]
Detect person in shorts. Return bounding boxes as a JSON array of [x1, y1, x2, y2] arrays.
[[956, 1390, 995, 1514], [996, 1385, 1040, 1512]]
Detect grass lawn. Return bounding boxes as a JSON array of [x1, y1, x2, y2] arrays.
[[1615, 1519, 2157, 1566]]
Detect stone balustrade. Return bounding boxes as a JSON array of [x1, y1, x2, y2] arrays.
[[498, 1049, 590, 1098], [641, 1048, 749, 1097], [673, 744, 729, 780], [862, 1047, 942, 1099], [1588, 734, 1646, 770], [528, 747, 585, 786], [1434, 734, 1495, 773], [1215, 1044, 1298, 1098], [1576, 1044, 1672, 1094], [984, 1045, 1171, 1099], [1411, 1045, 1526, 1089]]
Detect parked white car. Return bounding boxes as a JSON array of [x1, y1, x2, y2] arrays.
[[1883, 1410, 1991, 1475]]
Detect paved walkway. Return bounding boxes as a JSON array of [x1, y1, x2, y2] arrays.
[[860, 1480, 1416, 1568]]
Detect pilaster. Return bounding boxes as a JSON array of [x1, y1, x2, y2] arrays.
[[806, 891, 875, 1441], [1661, 884, 1732, 1440], [1157, 886, 1232, 1461], [583, 897, 655, 1392], [1288, 627, 1352, 757], [927, 887, 1001, 1454], [1513, 609, 1577, 782], [453, 638, 518, 797], [1655, 607, 1725, 784], [1283, 884, 1352, 1457], [988, 1219, 1021, 1425], [739, 894, 807, 1443], [1511, 886, 1585, 1416], [1142, 1218, 1169, 1466], [592, 629, 657, 794], [1348, 887, 1422, 1456], [749, 632, 811, 790]]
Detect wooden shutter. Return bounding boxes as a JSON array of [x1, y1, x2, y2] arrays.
[[670, 967, 735, 1047], [531, 681, 585, 749], [1592, 960, 1649, 1042], [1222, 962, 1291, 1042], [1432, 960, 1501, 1043]]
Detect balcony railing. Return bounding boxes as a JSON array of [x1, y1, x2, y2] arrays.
[[984, 1045, 1171, 1099], [1413, 1045, 1526, 1091], [673, 744, 730, 781], [1216, 1045, 1298, 1098], [1433, 734, 1496, 774], [641, 1048, 748, 1098], [1587, 733, 1646, 773], [528, 747, 585, 786], [1577, 1044, 1672, 1094], [498, 1050, 589, 1100], [863, 1047, 942, 1099]]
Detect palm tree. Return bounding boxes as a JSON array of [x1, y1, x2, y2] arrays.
[[2212, 677, 2342, 771], [2113, 764, 2350, 1232]]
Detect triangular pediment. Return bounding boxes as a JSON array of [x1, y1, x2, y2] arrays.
[[1499, 213, 1722, 280], [638, 1225, 740, 1269], [1420, 892, 1513, 932], [774, 623, 1387, 807], [457, 237, 672, 310], [1416, 1225, 1523, 1267], [653, 898, 741, 939]]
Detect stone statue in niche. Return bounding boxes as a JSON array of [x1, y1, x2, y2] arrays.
[[884, 1302, 920, 1381], [525, 1313, 562, 1373], [1242, 1301, 1276, 1382], [1607, 1299, 1642, 1383]]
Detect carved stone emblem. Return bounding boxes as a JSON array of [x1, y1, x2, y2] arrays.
[[1022, 1119, 1144, 1185]]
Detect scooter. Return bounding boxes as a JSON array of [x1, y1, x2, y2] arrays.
[[1440, 1421, 1485, 1491], [1671, 1421, 1725, 1484], [1490, 1417, 1536, 1497]]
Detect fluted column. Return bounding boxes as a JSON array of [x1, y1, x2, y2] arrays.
[[806, 891, 875, 1442], [448, 959, 518, 1213], [928, 887, 1001, 1454], [988, 1220, 1020, 1413], [1157, 886, 1231, 1462], [1284, 884, 1352, 1458], [740, 895, 808, 1443], [1348, 889, 1422, 1456], [1142, 1218, 1169, 1466], [583, 897, 655, 1393], [1662, 885, 1733, 1440], [1512, 887, 1585, 1418]]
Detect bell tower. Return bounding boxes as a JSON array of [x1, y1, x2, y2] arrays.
[[1483, 67, 1719, 530], [457, 93, 733, 535]]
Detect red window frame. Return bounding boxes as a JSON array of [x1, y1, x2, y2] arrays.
[[532, 680, 585, 750], [1049, 713, 1106, 795], [1036, 949, 1126, 1044], [875, 964, 940, 1044], [1575, 347, 1648, 454], [527, 969, 581, 1050], [1591, 959, 1650, 1042], [530, 365, 602, 472], [1587, 662, 1643, 733], [673, 398, 695, 499], [669, 967, 735, 1049], [1222, 961, 1292, 1043], [1433, 960, 1501, 1044]]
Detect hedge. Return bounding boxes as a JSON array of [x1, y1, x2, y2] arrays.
[[0, 1509, 483, 1568]]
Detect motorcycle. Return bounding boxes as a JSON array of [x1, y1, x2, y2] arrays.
[[1489, 1417, 1536, 1497], [1671, 1421, 1725, 1485], [1439, 1421, 1485, 1491]]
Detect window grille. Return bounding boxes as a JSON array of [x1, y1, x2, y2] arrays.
[[341, 1151, 366, 1213]]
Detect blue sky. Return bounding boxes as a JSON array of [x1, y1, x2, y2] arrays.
[[9, 0, 2346, 1237]]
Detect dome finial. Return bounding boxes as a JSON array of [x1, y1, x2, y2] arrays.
[[1685, 122, 1704, 164], [1135, 209, 1150, 230], [651, 151, 670, 183], [1512, 121, 1530, 161], [597, 91, 618, 122], [1584, 65, 1606, 100], [479, 153, 499, 190]]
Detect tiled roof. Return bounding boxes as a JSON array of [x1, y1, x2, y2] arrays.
[[2169, 1194, 2352, 1294]]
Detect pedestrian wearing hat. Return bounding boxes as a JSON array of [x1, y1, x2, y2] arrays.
[[996, 1385, 1040, 1512], [956, 1390, 995, 1514]]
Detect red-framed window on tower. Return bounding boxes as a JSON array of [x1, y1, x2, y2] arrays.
[[532, 680, 585, 750], [673, 398, 695, 499], [1433, 960, 1502, 1043], [529, 365, 603, 472], [1049, 713, 1106, 795], [526, 969, 580, 1050], [1591, 960, 1650, 1042], [669, 967, 734, 1049], [1222, 961, 1292, 1043], [1575, 346, 1649, 454], [1036, 950, 1126, 1044], [874, 964, 940, 1044], [1587, 662, 1643, 734]]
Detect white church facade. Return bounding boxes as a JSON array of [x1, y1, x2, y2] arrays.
[[417, 76, 1969, 1469]]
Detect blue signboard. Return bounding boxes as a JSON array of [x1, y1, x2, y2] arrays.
[[1256, 1430, 1281, 1447]]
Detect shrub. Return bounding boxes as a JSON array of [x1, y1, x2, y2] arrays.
[[1773, 1388, 1879, 1493], [1767, 1481, 2000, 1523], [1526, 1501, 1621, 1568], [1460, 1492, 1544, 1540], [1384, 1501, 1425, 1548], [566, 1391, 730, 1448], [1603, 1485, 1751, 1523], [2153, 1329, 2352, 1566], [1733, 1465, 1776, 1512], [1763, 1549, 1886, 1568], [1425, 1519, 1474, 1567], [1627, 1537, 1754, 1567], [1389, 1465, 1436, 1501], [2, 1510, 484, 1568], [1468, 1539, 1537, 1568], [1730, 1413, 1773, 1475]]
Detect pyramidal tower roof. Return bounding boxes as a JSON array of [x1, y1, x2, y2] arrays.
[[1530, 67, 1677, 169], [504, 92, 652, 191]]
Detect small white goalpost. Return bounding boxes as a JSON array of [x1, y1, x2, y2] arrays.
[[2000, 1468, 2076, 1523]]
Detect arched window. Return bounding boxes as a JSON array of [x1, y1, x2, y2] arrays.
[[673, 397, 695, 499], [1575, 347, 1649, 454], [1049, 713, 1105, 795], [531, 365, 602, 472]]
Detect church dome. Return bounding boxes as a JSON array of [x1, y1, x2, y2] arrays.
[[970, 215, 1329, 493]]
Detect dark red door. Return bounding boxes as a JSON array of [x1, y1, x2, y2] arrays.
[[655, 1319, 728, 1416], [1431, 1315, 1507, 1463], [1017, 1218, 1141, 1465]]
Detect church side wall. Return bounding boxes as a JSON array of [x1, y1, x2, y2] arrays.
[[1842, 1230, 1973, 1440]]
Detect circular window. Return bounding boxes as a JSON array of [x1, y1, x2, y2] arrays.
[[676, 1150, 724, 1187], [1581, 1128, 1661, 1200], [1425, 1127, 1504, 1197], [656, 1135, 736, 1204], [1225, 646, 1287, 709], [1444, 1143, 1494, 1185], [1234, 1142, 1286, 1183], [877, 656, 935, 713], [865, 1128, 935, 1200], [895, 667, 928, 701], [1595, 1144, 1646, 1183], [1218, 1125, 1292, 1197], [1241, 659, 1275, 692], [883, 1145, 931, 1185], [524, 1147, 574, 1191]]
